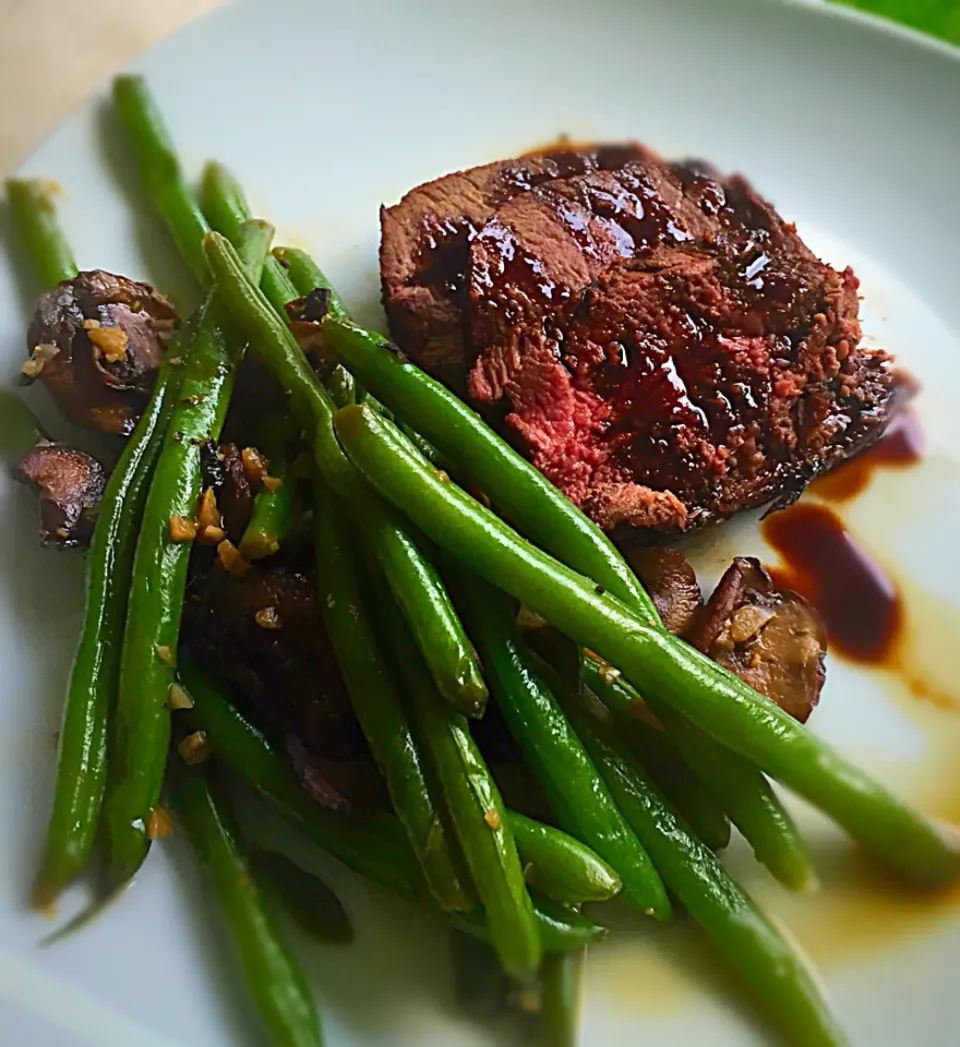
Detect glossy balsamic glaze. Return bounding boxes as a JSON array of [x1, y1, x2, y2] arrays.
[[764, 503, 902, 663], [811, 410, 923, 502]]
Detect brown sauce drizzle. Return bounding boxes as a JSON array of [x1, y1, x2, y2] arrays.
[[811, 409, 923, 502], [763, 503, 902, 663]]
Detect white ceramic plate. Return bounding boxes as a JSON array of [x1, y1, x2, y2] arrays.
[[2, 0, 959, 1044]]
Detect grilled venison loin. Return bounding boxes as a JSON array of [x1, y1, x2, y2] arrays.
[[381, 145, 898, 535]]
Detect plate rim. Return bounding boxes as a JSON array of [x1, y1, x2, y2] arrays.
[[9, 0, 960, 182]]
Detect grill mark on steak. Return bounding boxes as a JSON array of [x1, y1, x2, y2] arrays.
[[382, 145, 897, 536]]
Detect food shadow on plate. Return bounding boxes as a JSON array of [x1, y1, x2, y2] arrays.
[[0, 476, 85, 907], [165, 813, 280, 1047], [92, 98, 199, 312], [237, 787, 524, 1046], [582, 891, 782, 1044]]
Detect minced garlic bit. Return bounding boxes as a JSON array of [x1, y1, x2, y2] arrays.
[[146, 807, 173, 840], [197, 487, 220, 529], [167, 682, 194, 710], [254, 606, 282, 630], [169, 515, 197, 541], [433, 469, 451, 483], [177, 730, 212, 766], [86, 324, 129, 363], [196, 487, 223, 545], [156, 644, 174, 666], [599, 663, 621, 686], [217, 539, 251, 578], [261, 474, 283, 493], [241, 446, 270, 486], [21, 342, 60, 379], [483, 808, 502, 831]]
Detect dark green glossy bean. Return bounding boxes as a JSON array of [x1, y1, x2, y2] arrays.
[[453, 896, 605, 954], [6, 178, 78, 289], [552, 677, 845, 1047], [105, 223, 271, 882], [272, 246, 349, 322], [333, 403, 960, 887], [112, 77, 210, 284], [585, 655, 815, 892], [314, 487, 472, 912], [322, 318, 657, 624], [33, 319, 196, 907], [199, 160, 301, 317], [379, 600, 540, 977], [173, 766, 322, 1047], [203, 231, 488, 718], [179, 657, 424, 897], [179, 660, 602, 951], [535, 948, 584, 1047], [250, 848, 353, 945], [615, 711, 731, 852], [509, 811, 620, 904], [452, 572, 669, 919], [238, 432, 300, 561]]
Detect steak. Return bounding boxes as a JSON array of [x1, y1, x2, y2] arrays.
[[381, 147, 898, 535]]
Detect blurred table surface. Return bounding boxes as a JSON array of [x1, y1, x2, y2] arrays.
[[0, 0, 228, 176], [0, 0, 956, 177]]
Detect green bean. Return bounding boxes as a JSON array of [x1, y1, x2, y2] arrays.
[[203, 231, 488, 718], [179, 660, 602, 951], [452, 571, 669, 919], [615, 711, 731, 851], [333, 403, 960, 887], [33, 318, 196, 907], [453, 896, 605, 954], [105, 223, 272, 883], [272, 246, 349, 322], [199, 161, 301, 317], [322, 317, 657, 623], [535, 948, 584, 1047], [551, 675, 845, 1047], [179, 657, 424, 896], [6, 178, 78, 289], [250, 848, 353, 945], [585, 655, 816, 892], [378, 599, 540, 977], [173, 766, 322, 1047], [314, 487, 472, 912], [112, 76, 210, 284], [509, 812, 621, 904], [580, 659, 731, 852], [238, 436, 301, 561]]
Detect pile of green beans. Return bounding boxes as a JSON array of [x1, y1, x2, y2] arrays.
[[332, 403, 960, 889]]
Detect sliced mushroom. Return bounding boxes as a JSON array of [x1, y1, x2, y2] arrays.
[[625, 546, 703, 635], [25, 270, 178, 435], [687, 557, 826, 723], [14, 443, 106, 547]]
